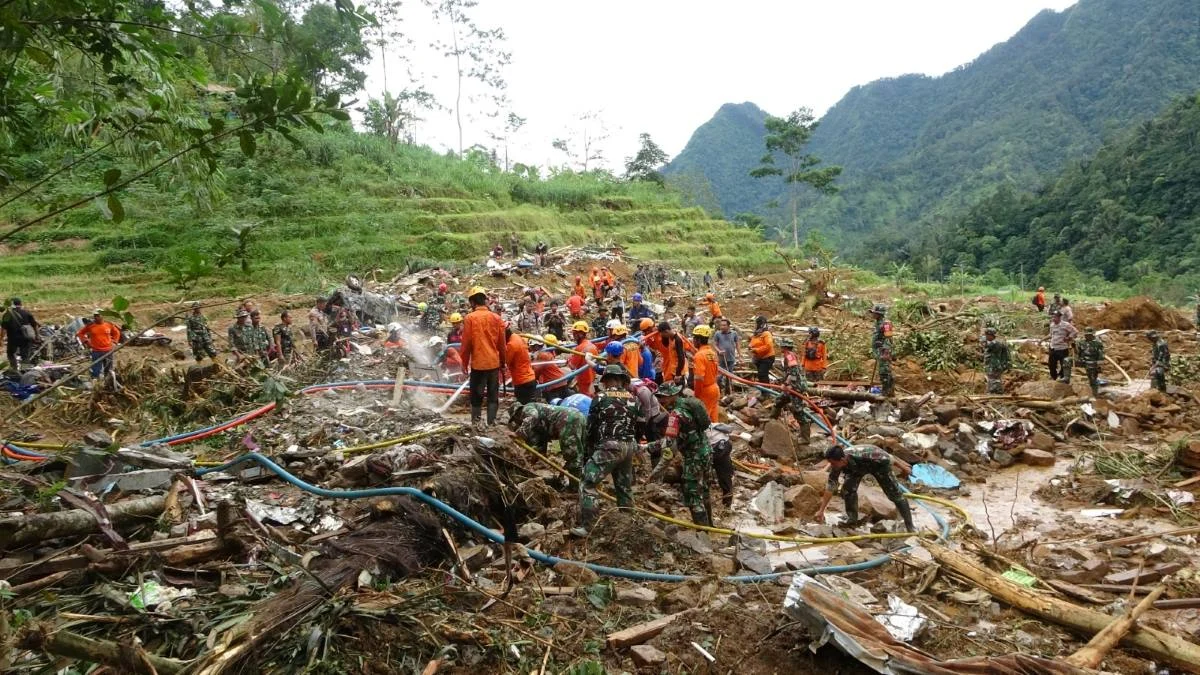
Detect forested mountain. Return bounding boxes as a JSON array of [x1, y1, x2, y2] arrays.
[[662, 102, 774, 218], [665, 0, 1200, 250], [928, 93, 1200, 303]]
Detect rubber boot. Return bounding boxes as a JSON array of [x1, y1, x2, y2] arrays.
[[471, 405, 482, 425], [486, 401, 499, 426], [896, 500, 916, 533], [691, 509, 712, 528]]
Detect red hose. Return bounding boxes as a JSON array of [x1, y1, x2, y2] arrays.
[[718, 366, 838, 442]]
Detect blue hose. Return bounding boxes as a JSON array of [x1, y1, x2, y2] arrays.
[[195, 452, 951, 583]]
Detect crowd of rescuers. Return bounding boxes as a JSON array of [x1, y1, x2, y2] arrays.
[[423, 254, 919, 539]]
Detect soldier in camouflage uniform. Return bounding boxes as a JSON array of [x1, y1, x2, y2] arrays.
[[273, 311, 297, 364], [1075, 327, 1105, 398], [816, 444, 915, 532], [572, 364, 640, 537], [1147, 330, 1170, 393], [869, 304, 895, 397], [655, 382, 714, 525], [772, 338, 812, 442], [510, 402, 587, 480], [419, 302, 442, 333], [243, 311, 272, 366], [981, 326, 1011, 394], [185, 302, 217, 362], [228, 310, 250, 355]]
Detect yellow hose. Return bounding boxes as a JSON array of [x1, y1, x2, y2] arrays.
[[520, 333, 591, 358], [512, 438, 961, 544]]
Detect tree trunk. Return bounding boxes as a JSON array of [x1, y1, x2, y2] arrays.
[[1066, 585, 1167, 669], [19, 625, 187, 674], [926, 543, 1200, 671], [451, 21, 463, 158], [0, 494, 165, 549]]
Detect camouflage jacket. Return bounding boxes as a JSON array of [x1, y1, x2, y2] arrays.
[[983, 338, 1011, 373], [586, 386, 639, 445], [827, 444, 892, 493], [872, 317, 893, 360], [1075, 337, 1105, 366], [185, 313, 211, 342], [1152, 338, 1171, 369], [668, 396, 712, 458], [242, 325, 271, 355], [273, 324, 295, 354], [517, 403, 585, 447], [780, 350, 808, 392]]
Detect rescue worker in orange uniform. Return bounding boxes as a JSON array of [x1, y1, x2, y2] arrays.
[[505, 327, 538, 404], [648, 321, 692, 384], [535, 334, 573, 402], [748, 315, 777, 384], [460, 286, 507, 426], [568, 321, 599, 397], [801, 326, 829, 382], [612, 324, 641, 380], [689, 324, 720, 423], [702, 292, 722, 326]]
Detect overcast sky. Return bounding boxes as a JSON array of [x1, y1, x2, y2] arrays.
[[361, 0, 1078, 171]]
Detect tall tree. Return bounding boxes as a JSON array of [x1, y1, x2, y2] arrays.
[[552, 110, 610, 172], [294, 2, 373, 96], [425, 0, 510, 157], [0, 0, 357, 243], [749, 108, 841, 248], [624, 133, 669, 184], [361, 87, 438, 144]]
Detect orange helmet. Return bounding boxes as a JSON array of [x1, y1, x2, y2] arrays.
[[705, 292, 714, 300], [639, 318, 654, 331]]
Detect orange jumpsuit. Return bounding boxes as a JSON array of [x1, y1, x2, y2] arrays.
[[535, 349, 567, 392], [692, 344, 720, 422], [505, 334, 536, 387], [461, 306, 506, 372], [801, 339, 828, 376], [648, 333, 693, 381], [568, 338, 598, 397], [620, 340, 641, 380], [703, 299, 722, 320]]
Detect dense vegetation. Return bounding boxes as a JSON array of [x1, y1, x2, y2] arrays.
[[0, 129, 773, 303], [0, 1, 767, 304], [666, 0, 1200, 254], [893, 93, 1200, 304]]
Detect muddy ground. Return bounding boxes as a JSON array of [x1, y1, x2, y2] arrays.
[[2, 256, 1200, 674]]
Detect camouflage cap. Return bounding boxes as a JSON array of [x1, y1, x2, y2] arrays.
[[778, 337, 795, 349], [985, 326, 997, 335], [1084, 326, 1095, 335], [601, 363, 630, 380], [1146, 330, 1159, 339], [656, 382, 682, 397], [869, 304, 887, 315]]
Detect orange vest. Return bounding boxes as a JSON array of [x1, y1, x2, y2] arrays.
[[505, 334, 536, 386], [461, 307, 505, 371], [568, 339, 598, 396], [749, 330, 776, 360], [535, 350, 566, 389]]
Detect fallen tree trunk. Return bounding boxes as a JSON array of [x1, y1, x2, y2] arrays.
[[0, 530, 219, 583], [1066, 585, 1166, 669], [0, 495, 166, 550], [19, 624, 188, 674], [926, 542, 1200, 671]]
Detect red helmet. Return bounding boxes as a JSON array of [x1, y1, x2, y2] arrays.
[[438, 283, 448, 293]]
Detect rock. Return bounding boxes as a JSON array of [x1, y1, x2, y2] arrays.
[[801, 470, 827, 491], [749, 431, 765, 449], [555, 563, 598, 586], [664, 584, 699, 612], [863, 425, 906, 438], [83, 430, 114, 448], [808, 436, 834, 455], [992, 449, 1015, 467], [888, 443, 925, 466], [218, 583, 250, 598], [751, 481, 786, 524], [1058, 558, 1109, 584], [1016, 380, 1075, 399], [617, 587, 657, 607], [728, 397, 748, 411], [518, 522, 546, 540], [760, 420, 795, 460], [934, 404, 960, 425], [783, 484, 822, 520], [674, 530, 713, 554], [1121, 417, 1141, 436], [630, 645, 667, 668], [858, 486, 898, 520], [736, 547, 773, 575], [541, 596, 586, 618], [708, 555, 736, 576], [1020, 449, 1055, 467], [1029, 432, 1056, 452]]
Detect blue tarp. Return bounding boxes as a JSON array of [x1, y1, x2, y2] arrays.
[[910, 463, 961, 489]]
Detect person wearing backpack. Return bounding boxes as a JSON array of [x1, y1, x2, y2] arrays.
[[1032, 287, 1046, 312], [2, 298, 40, 369]]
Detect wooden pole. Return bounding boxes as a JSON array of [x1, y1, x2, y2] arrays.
[[925, 543, 1200, 671], [1066, 585, 1166, 669], [19, 625, 187, 674]]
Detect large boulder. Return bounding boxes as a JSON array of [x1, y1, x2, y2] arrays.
[[1016, 380, 1075, 399], [759, 420, 795, 460]]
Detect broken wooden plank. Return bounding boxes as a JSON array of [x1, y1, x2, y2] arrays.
[[0, 531, 218, 584], [1066, 585, 1166, 669], [1045, 579, 1110, 605], [1095, 525, 1200, 548], [1103, 563, 1183, 586], [606, 610, 690, 649], [926, 542, 1200, 671]]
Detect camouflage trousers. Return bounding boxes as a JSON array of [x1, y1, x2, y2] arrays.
[[1083, 364, 1101, 396], [1151, 365, 1168, 393], [842, 465, 914, 530], [1059, 356, 1074, 383], [680, 445, 713, 526], [877, 358, 894, 396], [189, 334, 217, 360], [772, 397, 811, 442], [985, 371, 1004, 394], [578, 440, 636, 529]]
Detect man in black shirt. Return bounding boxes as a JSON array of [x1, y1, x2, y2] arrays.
[[2, 298, 40, 369]]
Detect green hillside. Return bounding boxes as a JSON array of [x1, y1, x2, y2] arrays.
[[922, 92, 1200, 304], [0, 129, 774, 304], [666, 0, 1200, 251], [661, 102, 775, 218]]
